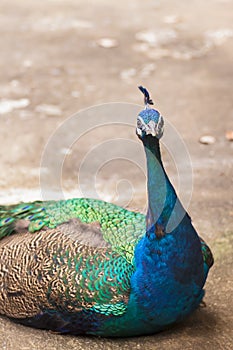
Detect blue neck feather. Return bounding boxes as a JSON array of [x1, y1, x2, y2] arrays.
[[143, 135, 185, 238], [129, 134, 205, 330]]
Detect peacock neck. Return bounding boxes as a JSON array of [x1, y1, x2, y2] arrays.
[[143, 135, 184, 238]]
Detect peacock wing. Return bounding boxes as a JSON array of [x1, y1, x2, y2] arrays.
[[0, 219, 134, 322], [0, 198, 146, 263]]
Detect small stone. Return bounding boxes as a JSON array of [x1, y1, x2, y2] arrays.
[[135, 29, 177, 46], [35, 104, 62, 116], [205, 29, 233, 46], [96, 38, 118, 48], [0, 98, 30, 115], [225, 130, 233, 141], [199, 135, 216, 145]]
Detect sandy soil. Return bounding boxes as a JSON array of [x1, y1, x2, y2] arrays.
[[0, 0, 232, 349]]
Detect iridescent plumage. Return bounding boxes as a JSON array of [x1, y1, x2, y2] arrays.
[[0, 87, 213, 337]]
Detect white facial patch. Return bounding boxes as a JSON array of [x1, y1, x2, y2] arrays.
[[136, 115, 164, 139]]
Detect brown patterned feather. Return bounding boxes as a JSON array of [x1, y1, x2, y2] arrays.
[[0, 221, 133, 319]]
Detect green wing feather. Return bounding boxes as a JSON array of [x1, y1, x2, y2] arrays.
[[0, 198, 146, 263]]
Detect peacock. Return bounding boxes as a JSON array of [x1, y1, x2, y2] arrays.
[[0, 87, 213, 337]]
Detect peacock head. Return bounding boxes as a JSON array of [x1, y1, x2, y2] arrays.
[[136, 86, 164, 140]]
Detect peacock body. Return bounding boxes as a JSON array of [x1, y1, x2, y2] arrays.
[[0, 87, 213, 337]]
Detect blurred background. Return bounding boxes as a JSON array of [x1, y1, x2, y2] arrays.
[[0, 0, 232, 349]]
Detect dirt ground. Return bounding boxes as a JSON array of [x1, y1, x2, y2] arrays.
[[0, 0, 232, 349]]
